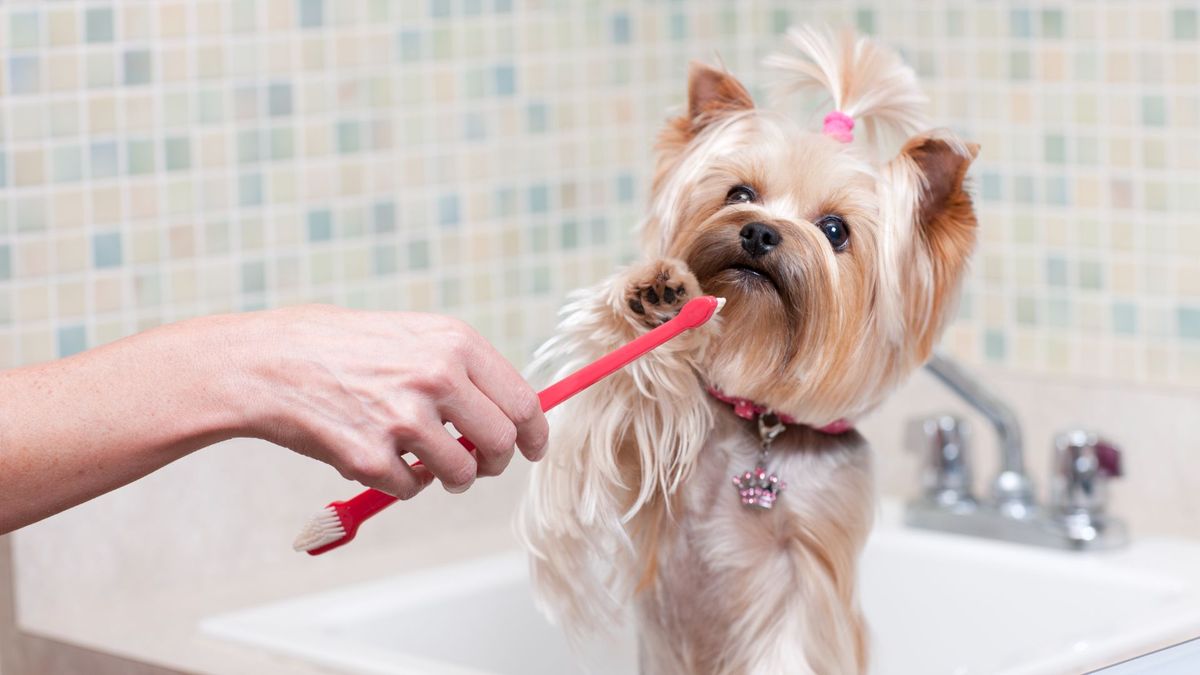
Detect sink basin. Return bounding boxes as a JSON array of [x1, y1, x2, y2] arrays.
[[202, 501, 1200, 674]]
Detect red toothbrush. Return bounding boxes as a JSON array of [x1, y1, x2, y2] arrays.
[[293, 295, 725, 556]]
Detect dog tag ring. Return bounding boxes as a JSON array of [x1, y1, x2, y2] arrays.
[[732, 413, 787, 509]]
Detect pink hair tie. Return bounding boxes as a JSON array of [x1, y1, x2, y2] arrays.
[[822, 110, 855, 143]]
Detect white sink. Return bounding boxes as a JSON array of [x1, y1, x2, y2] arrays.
[[202, 502, 1200, 674]]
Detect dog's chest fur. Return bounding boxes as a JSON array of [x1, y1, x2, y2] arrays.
[[634, 402, 874, 675]]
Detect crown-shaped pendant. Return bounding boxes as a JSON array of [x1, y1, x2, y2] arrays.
[[732, 465, 786, 510]]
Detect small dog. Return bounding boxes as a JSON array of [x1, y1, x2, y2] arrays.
[[519, 27, 978, 675]]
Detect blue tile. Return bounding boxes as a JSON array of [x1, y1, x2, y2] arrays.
[[1112, 302, 1138, 335], [463, 0, 483, 15], [494, 65, 516, 96], [493, 0, 512, 12], [1013, 175, 1036, 204], [617, 173, 635, 203], [1044, 134, 1066, 163], [93, 232, 123, 268], [373, 202, 396, 233], [612, 12, 631, 44], [85, 8, 114, 43], [1046, 256, 1068, 286], [1142, 96, 1168, 126], [532, 265, 551, 294], [372, 245, 397, 275], [123, 50, 152, 85], [0, 245, 10, 280], [981, 171, 1003, 201], [52, 146, 83, 183], [238, 173, 263, 206], [57, 326, 87, 358], [1045, 176, 1070, 206], [670, 12, 687, 40], [529, 185, 549, 213], [308, 209, 333, 241], [984, 329, 1007, 361], [464, 112, 486, 140], [398, 30, 421, 62], [527, 103, 548, 133], [1179, 307, 1200, 340], [438, 194, 460, 227], [298, 0, 324, 28], [268, 83, 293, 116], [242, 261, 266, 293], [1010, 8, 1032, 38], [0, 151, 6, 187], [9, 56, 40, 95], [90, 142, 119, 179], [431, 0, 452, 18]]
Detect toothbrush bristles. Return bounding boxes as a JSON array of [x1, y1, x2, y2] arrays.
[[293, 506, 346, 552], [715, 297, 726, 313]]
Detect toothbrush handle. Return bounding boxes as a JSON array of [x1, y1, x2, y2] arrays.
[[315, 295, 722, 553]]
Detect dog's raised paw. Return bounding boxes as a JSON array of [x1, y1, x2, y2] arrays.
[[624, 259, 702, 328]]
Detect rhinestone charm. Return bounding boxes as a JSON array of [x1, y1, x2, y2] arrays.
[[732, 466, 786, 509], [731, 412, 788, 510]]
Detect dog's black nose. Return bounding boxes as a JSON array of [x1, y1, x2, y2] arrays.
[[739, 222, 781, 258]]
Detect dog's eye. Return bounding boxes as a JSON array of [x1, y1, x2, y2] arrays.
[[816, 215, 850, 251], [725, 185, 757, 205]]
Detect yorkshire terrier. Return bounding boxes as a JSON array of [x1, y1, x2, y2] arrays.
[[518, 27, 978, 675]]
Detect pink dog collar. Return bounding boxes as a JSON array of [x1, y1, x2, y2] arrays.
[[706, 386, 853, 435], [822, 110, 855, 143]]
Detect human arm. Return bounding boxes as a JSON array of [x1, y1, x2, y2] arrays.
[[0, 305, 548, 534]]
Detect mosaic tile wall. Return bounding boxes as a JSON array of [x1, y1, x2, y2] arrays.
[[0, 1, 1197, 389]]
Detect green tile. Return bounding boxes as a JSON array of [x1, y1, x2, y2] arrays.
[[270, 128, 294, 160], [337, 121, 362, 153], [1142, 96, 1168, 126], [123, 50, 152, 85], [1112, 302, 1138, 335], [1016, 295, 1038, 325], [984, 329, 1007, 361], [855, 9, 875, 35], [242, 261, 266, 293], [1046, 296, 1071, 329], [1174, 8, 1199, 40], [1180, 307, 1200, 339], [1041, 9, 1064, 38], [127, 140, 155, 174], [238, 173, 263, 206], [16, 200, 47, 232], [85, 8, 114, 43], [52, 146, 83, 182], [165, 138, 191, 171], [439, 278, 460, 307], [0, 245, 10, 280], [10, 12, 40, 49], [407, 240, 430, 269], [237, 130, 262, 164], [1044, 134, 1066, 163], [1078, 260, 1103, 290], [1009, 51, 1032, 80]]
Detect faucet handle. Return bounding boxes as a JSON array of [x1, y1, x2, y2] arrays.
[[908, 414, 976, 508], [1050, 430, 1123, 515]]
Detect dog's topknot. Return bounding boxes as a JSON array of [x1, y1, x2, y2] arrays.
[[764, 26, 928, 147]]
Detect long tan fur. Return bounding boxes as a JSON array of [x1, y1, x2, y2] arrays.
[[519, 27, 979, 674]]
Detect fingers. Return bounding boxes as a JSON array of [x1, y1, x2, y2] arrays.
[[402, 413, 480, 493], [458, 334, 550, 462], [343, 446, 434, 500], [442, 384, 517, 478]]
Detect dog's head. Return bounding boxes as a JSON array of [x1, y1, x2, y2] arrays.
[[644, 29, 978, 426]]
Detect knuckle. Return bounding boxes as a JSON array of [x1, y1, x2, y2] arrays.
[[511, 389, 540, 425], [346, 452, 390, 483], [412, 362, 457, 397]]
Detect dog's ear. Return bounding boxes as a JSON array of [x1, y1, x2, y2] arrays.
[[902, 135, 978, 270], [686, 62, 754, 130], [890, 134, 979, 356]]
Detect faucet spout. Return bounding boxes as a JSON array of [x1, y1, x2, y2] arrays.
[[923, 351, 1036, 517]]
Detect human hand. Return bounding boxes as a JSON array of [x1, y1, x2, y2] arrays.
[[230, 305, 549, 499]]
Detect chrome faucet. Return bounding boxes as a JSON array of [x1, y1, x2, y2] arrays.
[[904, 351, 1128, 550]]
